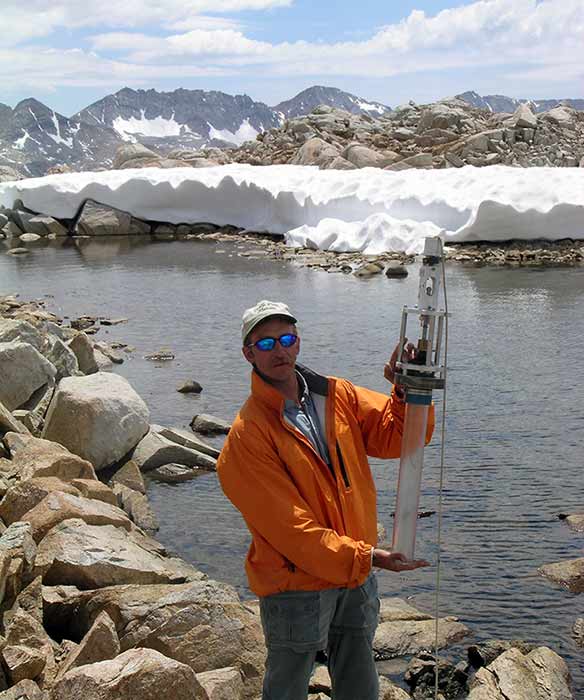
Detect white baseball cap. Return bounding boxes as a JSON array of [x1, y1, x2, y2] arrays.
[[241, 300, 297, 343]]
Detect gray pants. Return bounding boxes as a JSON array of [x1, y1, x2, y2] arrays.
[[259, 574, 379, 700]]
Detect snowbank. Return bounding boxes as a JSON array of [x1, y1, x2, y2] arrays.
[[1, 164, 583, 254]]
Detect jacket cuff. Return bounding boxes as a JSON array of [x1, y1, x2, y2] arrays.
[[353, 542, 373, 582]]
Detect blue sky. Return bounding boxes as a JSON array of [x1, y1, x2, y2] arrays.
[[1, 0, 583, 116]]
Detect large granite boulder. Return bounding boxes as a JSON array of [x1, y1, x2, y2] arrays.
[[0, 398, 30, 435], [0, 320, 45, 351], [510, 104, 538, 129], [42, 373, 150, 471], [0, 478, 81, 524], [76, 201, 132, 237], [132, 430, 216, 472], [0, 522, 37, 605], [55, 610, 120, 680], [290, 137, 340, 167], [67, 333, 99, 375], [43, 579, 265, 700], [373, 598, 470, 659], [0, 342, 56, 410], [341, 144, 395, 168], [51, 648, 208, 700], [467, 646, 572, 700], [34, 519, 202, 588], [7, 439, 97, 482], [22, 491, 132, 543], [3, 607, 57, 687]]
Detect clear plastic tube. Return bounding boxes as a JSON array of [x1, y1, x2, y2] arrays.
[[392, 402, 430, 560]]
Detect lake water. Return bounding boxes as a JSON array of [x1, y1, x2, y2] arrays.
[[1, 236, 583, 692]]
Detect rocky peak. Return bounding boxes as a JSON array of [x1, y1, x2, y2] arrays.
[[274, 85, 391, 119]]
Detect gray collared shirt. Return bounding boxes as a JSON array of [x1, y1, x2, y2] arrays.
[[283, 372, 331, 465]]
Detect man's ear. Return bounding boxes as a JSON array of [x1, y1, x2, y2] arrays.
[[242, 345, 254, 364]]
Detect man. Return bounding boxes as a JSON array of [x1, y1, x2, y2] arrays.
[[218, 300, 434, 700]]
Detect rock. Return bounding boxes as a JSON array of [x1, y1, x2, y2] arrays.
[[0, 342, 56, 410], [42, 373, 150, 471], [1, 645, 46, 685], [19, 234, 42, 244], [467, 646, 572, 700], [539, 557, 584, 593], [354, 261, 384, 277], [544, 107, 577, 127], [379, 598, 433, 623], [196, 667, 244, 700], [418, 104, 463, 132], [56, 611, 120, 680], [113, 143, 159, 169], [110, 460, 145, 494], [373, 615, 470, 660], [149, 464, 204, 483], [51, 648, 207, 700], [378, 675, 411, 699], [462, 133, 490, 154], [189, 414, 231, 436], [565, 513, 584, 532], [22, 491, 132, 543], [92, 341, 124, 365], [177, 380, 203, 394], [76, 200, 132, 236], [342, 144, 391, 168], [325, 156, 357, 170], [0, 522, 37, 603], [70, 317, 97, 332], [0, 320, 44, 351], [391, 127, 416, 141], [69, 479, 117, 506], [3, 575, 43, 627], [0, 167, 23, 183], [113, 484, 159, 533], [573, 618, 583, 647], [10, 410, 40, 438], [34, 519, 198, 588], [152, 425, 220, 459], [8, 440, 97, 482], [468, 639, 537, 669], [385, 262, 408, 278], [510, 104, 538, 129], [385, 153, 433, 170], [44, 579, 265, 700], [0, 399, 30, 435], [290, 138, 340, 167], [45, 337, 80, 381], [23, 215, 67, 237], [0, 478, 81, 525], [0, 679, 44, 699], [132, 430, 217, 471], [99, 318, 128, 326], [4, 607, 56, 687], [67, 333, 99, 374], [404, 652, 467, 700], [144, 350, 175, 361]]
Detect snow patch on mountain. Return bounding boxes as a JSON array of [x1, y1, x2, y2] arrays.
[[207, 119, 259, 146]]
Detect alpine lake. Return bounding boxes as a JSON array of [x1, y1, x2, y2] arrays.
[[1, 234, 583, 693]]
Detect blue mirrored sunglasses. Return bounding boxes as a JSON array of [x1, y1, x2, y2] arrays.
[[248, 333, 298, 352]]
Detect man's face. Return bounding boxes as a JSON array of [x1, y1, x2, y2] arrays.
[[242, 317, 300, 383]]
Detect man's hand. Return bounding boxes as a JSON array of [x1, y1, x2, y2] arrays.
[[372, 548, 430, 572], [384, 339, 416, 386]]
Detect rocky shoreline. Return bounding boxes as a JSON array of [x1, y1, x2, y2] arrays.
[[2, 196, 583, 274], [0, 294, 580, 699]]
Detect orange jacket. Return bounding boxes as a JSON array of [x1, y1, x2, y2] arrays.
[[217, 364, 434, 597]]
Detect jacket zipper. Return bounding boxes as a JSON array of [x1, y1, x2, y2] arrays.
[[336, 442, 351, 489]]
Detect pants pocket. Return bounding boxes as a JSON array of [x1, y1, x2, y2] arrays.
[[260, 591, 322, 650]]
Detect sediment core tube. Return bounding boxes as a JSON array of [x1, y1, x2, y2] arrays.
[[392, 401, 430, 560]]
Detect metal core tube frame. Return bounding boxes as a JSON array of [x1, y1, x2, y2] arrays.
[[391, 237, 448, 560]]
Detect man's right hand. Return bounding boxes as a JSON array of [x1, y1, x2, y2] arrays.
[[372, 548, 430, 571]]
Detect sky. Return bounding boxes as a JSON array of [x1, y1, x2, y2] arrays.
[[1, 0, 583, 116]]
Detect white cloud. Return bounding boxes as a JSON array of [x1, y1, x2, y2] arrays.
[[2, 0, 584, 95]]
